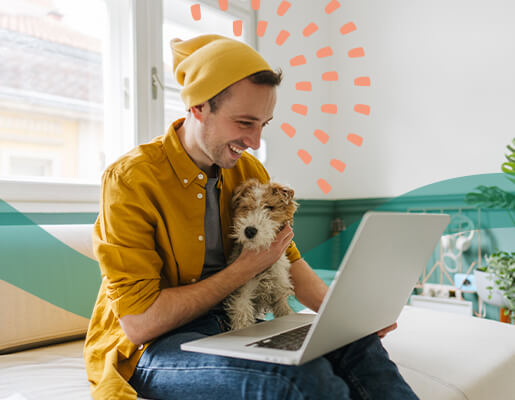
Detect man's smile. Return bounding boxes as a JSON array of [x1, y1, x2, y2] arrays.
[[229, 144, 245, 155]]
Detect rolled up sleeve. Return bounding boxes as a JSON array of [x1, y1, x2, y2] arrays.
[[286, 241, 301, 264], [94, 168, 163, 319]]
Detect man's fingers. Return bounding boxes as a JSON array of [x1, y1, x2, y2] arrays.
[[389, 322, 398, 331], [280, 225, 294, 247], [273, 224, 291, 243], [376, 322, 398, 338]]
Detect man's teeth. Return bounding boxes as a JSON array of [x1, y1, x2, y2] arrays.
[[230, 145, 244, 154]]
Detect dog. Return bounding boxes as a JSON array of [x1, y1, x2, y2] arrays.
[[223, 178, 299, 331]]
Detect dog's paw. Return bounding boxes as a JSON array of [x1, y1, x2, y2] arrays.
[[224, 294, 258, 330], [272, 298, 293, 318], [230, 314, 256, 330]]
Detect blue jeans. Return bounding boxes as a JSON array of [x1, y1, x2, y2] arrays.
[[129, 309, 418, 400]]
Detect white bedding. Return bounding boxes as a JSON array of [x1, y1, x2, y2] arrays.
[[1, 306, 514, 400], [0, 340, 91, 400], [382, 306, 515, 400]]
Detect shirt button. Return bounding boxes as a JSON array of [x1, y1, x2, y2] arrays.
[[197, 193, 203, 199], [198, 173, 204, 180], [190, 278, 197, 283], [183, 178, 188, 184], [138, 344, 144, 350], [198, 235, 203, 241]]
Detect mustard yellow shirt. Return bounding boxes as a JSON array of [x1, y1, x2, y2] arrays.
[[84, 119, 301, 399]]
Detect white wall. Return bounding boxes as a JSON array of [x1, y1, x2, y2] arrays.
[[259, 0, 515, 199], [258, 0, 332, 194]]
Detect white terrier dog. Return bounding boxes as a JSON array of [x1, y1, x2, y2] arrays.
[[224, 179, 299, 331]]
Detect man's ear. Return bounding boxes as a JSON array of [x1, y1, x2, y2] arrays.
[[190, 102, 208, 121]]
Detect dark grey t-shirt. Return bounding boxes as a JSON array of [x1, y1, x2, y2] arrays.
[[200, 174, 226, 280]]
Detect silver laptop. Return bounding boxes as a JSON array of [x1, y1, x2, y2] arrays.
[[181, 211, 449, 365]]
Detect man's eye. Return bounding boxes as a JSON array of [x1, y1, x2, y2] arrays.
[[238, 121, 252, 127]]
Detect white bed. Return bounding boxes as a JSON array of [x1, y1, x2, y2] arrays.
[[1, 225, 514, 399], [1, 305, 514, 400]]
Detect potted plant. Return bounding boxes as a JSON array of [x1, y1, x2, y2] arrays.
[[474, 252, 515, 323], [467, 138, 515, 323]]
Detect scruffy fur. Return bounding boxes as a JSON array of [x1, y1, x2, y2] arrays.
[[224, 179, 298, 330]]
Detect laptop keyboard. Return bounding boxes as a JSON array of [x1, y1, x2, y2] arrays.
[[246, 324, 312, 351]]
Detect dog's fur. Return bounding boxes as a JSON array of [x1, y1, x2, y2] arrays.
[[223, 179, 298, 330]]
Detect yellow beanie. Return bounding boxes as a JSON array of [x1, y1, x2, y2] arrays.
[[170, 34, 272, 109]]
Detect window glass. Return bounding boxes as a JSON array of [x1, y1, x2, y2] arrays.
[[0, 0, 107, 182]]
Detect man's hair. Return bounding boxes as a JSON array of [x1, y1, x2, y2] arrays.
[[207, 69, 283, 113]]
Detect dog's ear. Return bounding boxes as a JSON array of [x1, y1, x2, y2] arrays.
[[232, 178, 258, 209], [270, 182, 295, 203]]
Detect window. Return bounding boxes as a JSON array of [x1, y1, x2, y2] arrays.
[[0, 0, 108, 183], [0, 0, 260, 212]]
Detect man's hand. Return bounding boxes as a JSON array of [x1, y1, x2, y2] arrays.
[[376, 322, 398, 339], [237, 224, 294, 277]]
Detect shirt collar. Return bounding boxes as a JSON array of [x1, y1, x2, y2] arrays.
[[163, 118, 225, 189], [163, 118, 204, 188]]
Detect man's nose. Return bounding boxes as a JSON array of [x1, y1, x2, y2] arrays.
[[243, 129, 261, 150]]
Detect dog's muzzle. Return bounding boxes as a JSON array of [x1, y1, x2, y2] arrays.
[[244, 226, 258, 239]]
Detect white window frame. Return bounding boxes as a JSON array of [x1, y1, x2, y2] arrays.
[[0, 0, 257, 214]]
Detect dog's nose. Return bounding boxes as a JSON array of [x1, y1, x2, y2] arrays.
[[244, 226, 258, 239]]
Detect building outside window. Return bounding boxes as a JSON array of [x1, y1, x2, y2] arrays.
[[0, 0, 107, 183]]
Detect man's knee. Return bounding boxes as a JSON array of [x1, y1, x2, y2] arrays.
[[285, 357, 351, 399]]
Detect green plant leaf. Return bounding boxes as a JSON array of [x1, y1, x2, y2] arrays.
[[485, 250, 515, 313], [464, 186, 515, 209], [502, 162, 515, 175]]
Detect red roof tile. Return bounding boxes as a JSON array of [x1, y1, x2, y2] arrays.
[[0, 13, 101, 53]]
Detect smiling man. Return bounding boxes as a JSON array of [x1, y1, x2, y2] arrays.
[[84, 34, 414, 400]]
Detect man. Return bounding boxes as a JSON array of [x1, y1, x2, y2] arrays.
[[84, 34, 416, 399]]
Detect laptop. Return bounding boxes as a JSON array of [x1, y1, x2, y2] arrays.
[[181, 211, 450, 365]]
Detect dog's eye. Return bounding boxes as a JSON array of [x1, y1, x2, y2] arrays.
[[265, 205, 275, 211]]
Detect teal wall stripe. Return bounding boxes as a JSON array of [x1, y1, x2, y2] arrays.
[[1, 173, 513, 323], [295, 173, 515, 323], [0, 212, 98, 225], [0, 224, 101, 319], [0, 198, 101, 318]]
